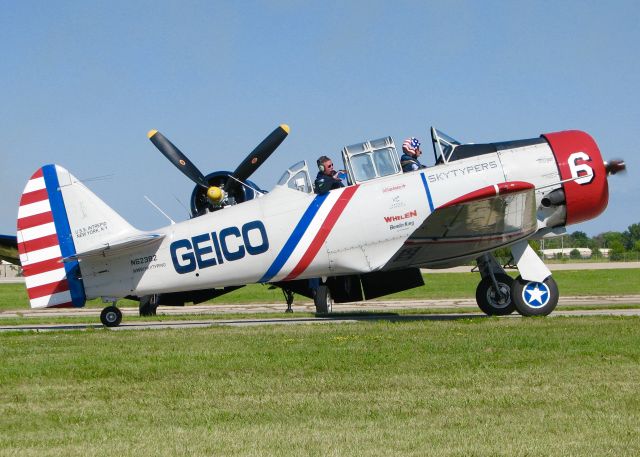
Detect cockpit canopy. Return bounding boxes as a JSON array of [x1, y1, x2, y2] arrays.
[[276, 127, 539, 194], [431, 127, 462, 164], [277, 160, 313, 193], [341, 137, 402, 184], [276, 137, 404, 194]]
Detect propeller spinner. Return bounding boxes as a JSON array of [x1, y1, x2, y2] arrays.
[[605, 159, 626, 176], [148, 124, 290, 210]]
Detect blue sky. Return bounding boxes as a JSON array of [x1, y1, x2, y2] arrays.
[[2, 0, 638, 236]]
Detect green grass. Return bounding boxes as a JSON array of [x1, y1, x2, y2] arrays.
[[2, 269, 639, 313], [1, 317, 639, 456]]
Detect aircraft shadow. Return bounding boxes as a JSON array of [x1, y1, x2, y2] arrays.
[[315, 311, 488, 322]]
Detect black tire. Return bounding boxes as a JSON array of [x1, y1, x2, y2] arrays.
[[100, 306, 122, 327], [511, 275, 559, 316], [475, 274, 516, 316], [314, 285, 333, 314], [139, 295, 158, 317]]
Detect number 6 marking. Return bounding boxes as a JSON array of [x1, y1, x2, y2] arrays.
[[568, 152, 594, 184]]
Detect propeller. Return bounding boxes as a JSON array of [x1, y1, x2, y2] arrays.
[[224, 124, 290, 194], [605, 159, 626, 176], [148, 130, 209, 189], [148, 124, 290, 206]]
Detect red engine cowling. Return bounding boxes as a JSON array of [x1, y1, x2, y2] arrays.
[[542, 130, 609, 226]]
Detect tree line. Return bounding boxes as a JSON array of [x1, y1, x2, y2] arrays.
[[496, 222, 640, 261]]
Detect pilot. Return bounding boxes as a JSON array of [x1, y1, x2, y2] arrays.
[[314, 156, 344, 194], [400, 137, 427, 172]]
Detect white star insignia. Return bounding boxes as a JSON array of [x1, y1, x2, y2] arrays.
[[525, 284, 547, 305]]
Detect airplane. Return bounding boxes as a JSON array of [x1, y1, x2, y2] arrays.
[[15, 123, 625, 326]]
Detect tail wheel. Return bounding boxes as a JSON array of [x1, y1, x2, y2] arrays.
[[475, 274, 516, 316], [511, 275, 559, 316], [100, 306, 122, 327], [314, 285, 333, 314]]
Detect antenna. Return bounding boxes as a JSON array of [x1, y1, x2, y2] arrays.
[[78, 174, 115, 183], [227, 175, 265, 196], [173, 195, 191, 219], [144, 196, 175, 225]]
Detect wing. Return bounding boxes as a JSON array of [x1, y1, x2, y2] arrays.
[[386, 181, 538, 269], [0, 234, 19, 265]]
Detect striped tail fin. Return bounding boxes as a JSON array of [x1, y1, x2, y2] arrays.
[[17, 165, 86, 308]]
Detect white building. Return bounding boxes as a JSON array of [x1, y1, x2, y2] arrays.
[[0, 260, 21, 278], [540, 248, 611, 259]]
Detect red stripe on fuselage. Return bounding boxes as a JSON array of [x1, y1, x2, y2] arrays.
[[438, 181, 534, 209], [282, 186, 359, 281]]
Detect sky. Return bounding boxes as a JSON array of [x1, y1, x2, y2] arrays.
[[1, 0, 638, 236]]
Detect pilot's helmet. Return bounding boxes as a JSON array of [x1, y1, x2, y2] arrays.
[[402, 137, 421, 155]]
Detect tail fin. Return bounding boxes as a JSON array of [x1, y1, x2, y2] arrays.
[[16, 164, 136, 308]]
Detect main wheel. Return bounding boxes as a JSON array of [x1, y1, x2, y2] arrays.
[[511, 275, 559, 316], [139, 295, 158, 317], [314, 285, 333, 314], [100, 306, 122, 327], [475, 274, 516, 316]]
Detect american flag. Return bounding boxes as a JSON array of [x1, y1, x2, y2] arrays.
[[402, 137, 421, 153]]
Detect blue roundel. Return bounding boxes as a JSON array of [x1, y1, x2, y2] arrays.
[[521, 281, 550, 308]]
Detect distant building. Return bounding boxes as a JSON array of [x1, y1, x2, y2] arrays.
[[540, 248, 611, 259], [0, 260, 21, 278]]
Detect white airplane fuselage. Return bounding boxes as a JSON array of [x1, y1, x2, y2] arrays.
[[82, 141, 561, 299]]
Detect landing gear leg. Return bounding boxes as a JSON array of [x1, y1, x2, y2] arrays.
[[283, 289, 294, 313], [139, 294, 159, 316], [100, 298, 122, 327]]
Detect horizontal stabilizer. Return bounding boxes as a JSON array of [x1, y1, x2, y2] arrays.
[[62, 233, 165, 262]]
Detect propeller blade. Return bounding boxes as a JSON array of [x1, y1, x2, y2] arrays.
[[605, 159, 626, 176], [224, 124, 290, 192], [148, 130, 209, 188]]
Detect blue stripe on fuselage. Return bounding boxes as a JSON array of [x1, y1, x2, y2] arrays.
[[259, 192, 329, 283], [420, 172, 435, 212]]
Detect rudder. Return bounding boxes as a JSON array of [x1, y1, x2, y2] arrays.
[[17, 165, 86, 308]]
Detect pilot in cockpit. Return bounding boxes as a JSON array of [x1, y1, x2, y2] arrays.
[[314, 155, 345, 194], [400, 137, 427, 172]]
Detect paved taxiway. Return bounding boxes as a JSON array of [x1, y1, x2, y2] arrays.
[[2, 262, 637, 331], [2, 295, 639, 332]]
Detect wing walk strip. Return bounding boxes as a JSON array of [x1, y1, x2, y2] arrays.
[[260, 185, 359, 283], [16, 165, 85, 308]]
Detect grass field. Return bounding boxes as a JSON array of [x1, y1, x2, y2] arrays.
[[1, 269, 639, 312], [1, 317, 640, 456]]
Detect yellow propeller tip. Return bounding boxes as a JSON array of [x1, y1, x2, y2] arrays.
[[280, 124, 290, 134], [147, 129, 158, 139]]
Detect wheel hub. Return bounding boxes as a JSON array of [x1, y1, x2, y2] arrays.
[[521, 282, 551, 308], [488, 284, 511, 308]]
